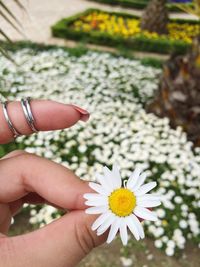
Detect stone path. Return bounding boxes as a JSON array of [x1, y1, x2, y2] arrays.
[[0, 0, 196, 59], [1, 0, 197, 43]]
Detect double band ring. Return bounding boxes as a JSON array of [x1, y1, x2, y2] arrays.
[[21, 97, 38, 133], [1, 97, 38, 139]]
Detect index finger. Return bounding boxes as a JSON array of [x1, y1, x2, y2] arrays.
[[0, 153, 91, 210], [0, 100, 90, 144]]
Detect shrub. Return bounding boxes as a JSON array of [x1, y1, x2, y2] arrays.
[[51, 9, 197, 54]]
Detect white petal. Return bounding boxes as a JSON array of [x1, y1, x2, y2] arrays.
[[89, 182, 109, 195], [85, 206, 108, 214], [83, 193, 105, 201], [129, 214, 145, 239], [103, 166, 114, 189], [134, 206, 158, 221], [119, 218, 128, 246], [95, 173, 107, 187], [96, 173, 113, 193], [134, 182, 157, 196], [136, 200, 161, 208], [112, 163, 122, 188], [85, 198, 108, 207], [137, 194, 161, 202], [126, 215, 140, 240], [92, 211, 112, 231], [97, 214, 116, 235], [107, 217, 121, 244], [127, 167, 141, 189], [131, 173, 147, 191]]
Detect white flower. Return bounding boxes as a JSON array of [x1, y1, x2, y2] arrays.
[[179, 219, 188, 229], [120, 257, 133, 267], [154, 227, 164, 237], [2, 48, 200, 253], [174, 196, 182, 204], [84, 164, 161, 245], [155, 239, 163, 248], [162, 236, 169, 243], [30, 209, 37, 216], [78, 145, 87, 153], [147, 254, 154, 260], [181, 204, 188, 211], [167, 240, 176, 249], [156, 208, 165, 218], [11, 217, 15, 225], [165, 247, 174, 256]]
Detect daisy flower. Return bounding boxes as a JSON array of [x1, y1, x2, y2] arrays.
[[84, 164, 161, 245]]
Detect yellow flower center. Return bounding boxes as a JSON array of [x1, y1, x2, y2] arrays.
[[109, 188, 136, 217]]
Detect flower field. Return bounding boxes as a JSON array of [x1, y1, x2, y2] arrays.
[[72, 11, 198, 44], [0, 45, 200, 257]]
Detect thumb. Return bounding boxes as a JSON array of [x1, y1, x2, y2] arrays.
[[1, 211, 106, 267]]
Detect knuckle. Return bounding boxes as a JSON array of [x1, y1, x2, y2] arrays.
[[12, 153, 42, 189]]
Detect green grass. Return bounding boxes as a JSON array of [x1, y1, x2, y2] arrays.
[[0, 142, 19, 158], [0, 40, 89, 57]]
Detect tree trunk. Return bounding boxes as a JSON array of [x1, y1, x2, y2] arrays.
[[147, 36, 200, 146], [141, 0, 169, 34]]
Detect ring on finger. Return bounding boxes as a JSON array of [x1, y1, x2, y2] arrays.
[[21, 97, 38, 133]]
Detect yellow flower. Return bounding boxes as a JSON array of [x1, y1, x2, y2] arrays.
[[71, 11, 198, 44], [162, 220, 168, 226]]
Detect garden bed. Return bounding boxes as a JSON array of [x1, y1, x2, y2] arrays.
[[1, 42, 199, 257], [88, 0, 194, 12], [51, 9, 199, 54]]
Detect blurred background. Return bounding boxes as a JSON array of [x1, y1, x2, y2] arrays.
[[0, 1, 199, 266]]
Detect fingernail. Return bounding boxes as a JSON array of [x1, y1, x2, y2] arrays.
[[97, 231, 103, 236], [71, 105, 90, 122]]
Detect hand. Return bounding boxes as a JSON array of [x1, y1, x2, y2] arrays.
[[0, 100, 106, 267]]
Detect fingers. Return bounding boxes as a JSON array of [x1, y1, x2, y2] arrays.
[[0, 100, 90, 144], [0, 211, 106, 267], [0, 153, 91, 210]]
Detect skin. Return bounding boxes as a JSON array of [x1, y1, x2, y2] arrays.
[[0, 100, 106, 267]]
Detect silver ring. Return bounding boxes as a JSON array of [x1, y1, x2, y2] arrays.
[[21, 97, 38, 133], [1, 101, 21, 138]]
